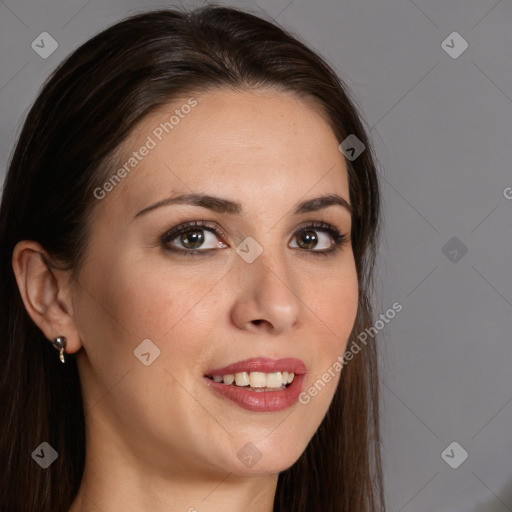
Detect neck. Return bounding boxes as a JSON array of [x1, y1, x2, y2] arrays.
[[68, 413, 278, 512]]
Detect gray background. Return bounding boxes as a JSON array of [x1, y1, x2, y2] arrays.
[[1, 0, 511, 510]]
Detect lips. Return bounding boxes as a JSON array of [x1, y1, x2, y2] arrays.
[[203, 357, 306, 412], [205, 357, 306, 376]]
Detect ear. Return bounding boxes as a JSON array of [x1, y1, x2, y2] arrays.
[[11, 240, 83, 356]]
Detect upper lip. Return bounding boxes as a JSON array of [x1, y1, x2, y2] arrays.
[[205, 357, 306, 376]]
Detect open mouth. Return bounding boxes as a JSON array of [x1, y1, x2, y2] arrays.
[[205, 371, 295, 392]]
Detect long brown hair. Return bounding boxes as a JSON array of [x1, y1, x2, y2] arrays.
[[0, 5, 384, 511]]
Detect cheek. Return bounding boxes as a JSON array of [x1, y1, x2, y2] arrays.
[[302, 260, 359, 391], [310, 261, 359, 342], [87, 255, 227, 368], [73, 257, 177, 375], [92, 258, 206, 337]]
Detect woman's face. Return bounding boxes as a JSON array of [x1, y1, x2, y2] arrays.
[[72, 88, 359, 480]]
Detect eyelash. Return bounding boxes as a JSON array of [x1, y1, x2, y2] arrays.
[[160, 220, 349, 257]]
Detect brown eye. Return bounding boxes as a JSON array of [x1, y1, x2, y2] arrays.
[[288, 222, 349, 255], [161, 220, 348, 256], [161, 221, 228, 253], [178, 230, 205, 249], [295, 230, 319, 250]]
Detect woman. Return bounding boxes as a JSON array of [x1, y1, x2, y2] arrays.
[[0, 5, 384, 511]]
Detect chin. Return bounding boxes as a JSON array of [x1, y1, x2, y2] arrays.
[[227, 440, 306, 476], [231, 457, 299, 477]]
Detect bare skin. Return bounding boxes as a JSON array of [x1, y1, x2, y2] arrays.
[[13, 88, 358, 512]]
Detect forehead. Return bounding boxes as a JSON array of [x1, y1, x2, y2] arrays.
[[98, 88, 349, 218]]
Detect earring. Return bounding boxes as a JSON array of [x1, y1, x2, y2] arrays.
[[51, 336, 67, 364]]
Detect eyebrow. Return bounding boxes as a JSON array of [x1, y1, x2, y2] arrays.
[[134, 192, 353, 219]]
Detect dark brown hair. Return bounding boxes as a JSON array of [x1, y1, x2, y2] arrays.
[[0, 5, 384, 511]]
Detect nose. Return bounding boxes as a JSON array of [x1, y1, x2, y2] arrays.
[[230, 249, 302, 335]]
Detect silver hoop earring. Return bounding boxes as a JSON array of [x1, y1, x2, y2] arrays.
[[52, 336, 67, 364]]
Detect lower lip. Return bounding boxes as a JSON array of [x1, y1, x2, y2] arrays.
[[204, 374, 305, 412]]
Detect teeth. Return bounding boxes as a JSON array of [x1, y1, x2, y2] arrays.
[[249, 372, 267, 388], [266, 372, 284, 388], [210, 371, 295, 388], [234, 372, 250, 387], [223, 374, 235, 385]]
